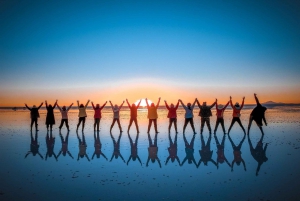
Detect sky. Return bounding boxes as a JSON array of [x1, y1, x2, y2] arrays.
[[1, 0, 300, 106]]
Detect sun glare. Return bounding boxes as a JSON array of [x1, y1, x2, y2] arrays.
[[135, 99, 152, 107]]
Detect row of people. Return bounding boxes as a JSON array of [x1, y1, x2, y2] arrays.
[[25, 131, 268, 175], [25, 94, 267, 135]]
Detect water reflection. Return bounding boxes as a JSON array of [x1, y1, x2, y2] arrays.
[[146, 133, 162, 168], [127, 133, 142, 165], [25, 131, 43, 159], [197, 134, 217, 168], [110, 132, 125, 163], [248, 134, 268, 176], [165, 133, 180, 165], [228, 133, 246, 171], [181, 133, 197, 167], [45, 131, 58, 161], [57, 131, 74, 159], [214, 134, 231, 169], [92, 131, 107, 160], [77, 131, 90, 161]]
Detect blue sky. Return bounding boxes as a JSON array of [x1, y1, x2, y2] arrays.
[[0, 1, 300, 105]]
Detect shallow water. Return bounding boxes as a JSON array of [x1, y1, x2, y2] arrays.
[[0, 106, 300, 200]]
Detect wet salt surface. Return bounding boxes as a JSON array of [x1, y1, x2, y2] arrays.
[[0, 106, 300, 200]]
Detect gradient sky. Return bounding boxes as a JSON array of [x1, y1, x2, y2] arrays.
[[1, 0, 300, 106]]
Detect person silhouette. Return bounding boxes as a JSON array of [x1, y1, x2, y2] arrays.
[[248, 93, 268, 135], [228, 133, 246, 172], [25, 131, 43, 159], [164, 100, 179, 133], [25, 102, 43, 131], [179, 99, 197, 134], [146, 97, 161, 133], [109, 100, 125, 133], [91, 100, 107, 131], [197, 99, 217, 134], [92, 131, 108, 160], [127, 133, 142, 166], [146, 132, 162, 168], [228, 96, 246, 134], [248, 133, 268, 176], [197, 134, 218, 168], [181, 133, 197, 167], [45, 100, 58, 131], [76, 100, 90, 131], [165, 132, 180, 166], [214, 100, 230, 134], [45, 131, 58, 161], [214, 134, 231, 168], [126, 99, 141, 133], [57, 103, 73, 131], [77, 131, 90, 161], [57, 131, 73, 159], [110, 132, 125, 163]]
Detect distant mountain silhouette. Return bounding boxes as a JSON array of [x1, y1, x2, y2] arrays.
[[262, 101, 283, 105]]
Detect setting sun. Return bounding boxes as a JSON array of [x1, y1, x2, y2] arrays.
[[135, 99, 153, 107]]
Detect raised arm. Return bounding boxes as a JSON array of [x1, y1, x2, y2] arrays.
[[179, 99, 186, 108], [126, 99, 131, 108], [100, 101, 107, 110], [210, 99, 217, 109], [136, 99, 142, 108], [109, 101, 114, 110], [85, 100, 90, 108], [57, 103, 61, 111], [229, 96, 233, 108], [145, 98, 150, 108], [45, 101, 48, 108], [37, 102, 43, 109], [175, 100, 179, 109], [240, 97, 245, 109], [119, 101, 125, 110], [196, 99, 201, 108], [164, 100, 169, 110], [224, 101, 230, 109], [91, 102, 95, 110], [25, 104, 31, 110], [77, 100, 80, 109], [191, 98, 197, 109], [254, 93, 260, 105], [67, 103, 73, 111], [156, 97, 161, 108], [53, 100, 58, 108]]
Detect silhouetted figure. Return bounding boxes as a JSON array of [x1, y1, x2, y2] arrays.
[[77, 131, 90, 161], [45, 131, 58, 161], [109, 100, 125, 133], [127, 133, 142, 165], [179, 99, 197, 134], [25, 102, 43, 131], [228, 96, 246, 134], [197, 134, 217, 168], [45, 100, 58, 131], [181, 133, 197, 167], [228, 133, 246, 172], [165, 132, 180, 165], [25, 131, 43, 159], [248, 93, 267, 135], [197, 99, 216, 134], [92, 131, 107, 160], [57, 103, 73, 131], [248, 134, 268, 176], [57, 131, 73, 159], [146, 97, 161, 133], [146, 133, 161, 168], [76, 100, 90, 131], [126, 99, 141, 133], [164, 100, 179, 133], [214, 134, 231, 168], [214, 100, 230, 134], [91, 101, 107, 131], [110, 132, 125, 163]]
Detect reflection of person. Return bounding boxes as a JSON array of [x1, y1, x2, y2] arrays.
[[165, 132, 180, 165], [57, 103, 73, 131], [57, 131, 73, 159], [197, 99, 216, 134], [197, 134, 217, 168], [248, 93, 267, 135], [110, 132, 125, 162], [181, 133, 197, 167], [76, 100, 90, 131], [127, 133, 142, 165], [228, 133, 246, 171], [248, 134, 268, 176], [25, 131, 43, 159], [228, 96, 246, 134], [214, 100, 229, 134], [92, 131, 107, 160], [164, 100, 179, 133], [92, 101, 107, 131], [214, 134, 231, 168], [146, 133, 161, 168], [146, 97, 161, 133], [45, 131, 58, 161], [179, 99, 197, 134], [77, 131, 90, 161], [126, 99, 141, 133], [109, 100, 125, 133], [45, 100, 58, 131], [25, 102, 43, 131]]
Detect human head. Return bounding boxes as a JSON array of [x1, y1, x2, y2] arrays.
[[151, 103, 155, 107], [218, 104, 223, 109], [96, 104, 100, 109], [170, 103, 174, 108], [132, 156, 137, 161], [80, 104, 84, 108], [132, 104, 136, 108], [203, 102, 207, 106], [151, 158, 155, 163], [33, 105, 36, 108], [114, 104, 118, 108], [218, 158, 225, 163], [187, 103, 191, 107], [171, 157, 175, 162], [235, 102, 240, 107], [62, 106, 66, 111], [48, 104, 52, 108]]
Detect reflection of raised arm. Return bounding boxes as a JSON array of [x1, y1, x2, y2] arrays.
[[67, 151, 74, 159], [25, 152, 31, 158], [156, 97, 161, 108], [119, 153, 125, 163], [126, 99, 131, 109], [242, 159, 246, 171], [210, 159, 218, 167], [101, 153, 108, 160], [157, 157, 162, 168], [57, 150, 62, 158], [263, 114, 267, 126], [146, 157, 150, 166], [231, 161, 235, 171], [85, 154, 90, 162], [127, 156, 132, 165], [38, 152, 44, 159], [197, 159, 203, 168], [137, 156, 142, 166], [181, 156, 188, 166], [165, 156, 170, 165], [176, 156, 180, 165], [100, 101, 107, 110], [224, 157, 231, 168]]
